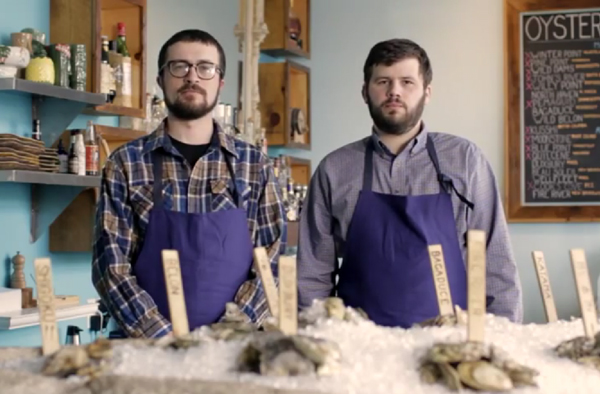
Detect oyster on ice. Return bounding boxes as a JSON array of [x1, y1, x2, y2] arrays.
[[150, 333, 203, 350], [206, 302, 257, 341], [554, 331, 600, 371], [418, 341, 538, 392], [297, 297, 370, 327], [416, 305, 469, 328], [417, 313, 460, 328], [43, 337, 114, 379], [237, 331, 341, 377]]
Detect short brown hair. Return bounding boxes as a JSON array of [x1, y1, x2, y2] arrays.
[[363, 39, 432, 87], [158, 29, 226, 79]]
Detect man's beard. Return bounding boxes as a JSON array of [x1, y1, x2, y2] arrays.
[[367, 93, 426, 136], [164, 84, 219, 121]]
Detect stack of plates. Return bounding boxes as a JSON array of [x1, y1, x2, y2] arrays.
[[0, 134, 44, 171], [39, 148, 60, 173]]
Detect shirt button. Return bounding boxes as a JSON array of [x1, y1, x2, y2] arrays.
[[395, 189, 401, 194]]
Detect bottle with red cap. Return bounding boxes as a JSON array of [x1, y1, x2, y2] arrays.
[[116, 22, 130, 57]]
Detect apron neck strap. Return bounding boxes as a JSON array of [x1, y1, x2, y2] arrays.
[[363, 134, 474, 210], [363, 139, 375, 191], [425, 136, 474, 210], [153, 153, 164, 203], [152, 147, 243, 208]]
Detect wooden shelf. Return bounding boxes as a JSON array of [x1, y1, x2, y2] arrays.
[[0, 302, 99, 330], [0, 77, 104, 105], [84, 103, 144, 118], [262, 0, 310, 59], [259, 60, 311, 150], [0, 170, 100, 187], [50, 0, 147, 118]]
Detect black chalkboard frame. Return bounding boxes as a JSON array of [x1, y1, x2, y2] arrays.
[[504, 0, 600, 222]]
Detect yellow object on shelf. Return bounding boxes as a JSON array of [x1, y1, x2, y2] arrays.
[[25, 57, 54, 84]]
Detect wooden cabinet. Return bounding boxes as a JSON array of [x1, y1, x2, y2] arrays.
[[259, 60, 310, 149], [262, 0, 310, 58], [288, 156, 311, 186], [50, 0, 147, 118]]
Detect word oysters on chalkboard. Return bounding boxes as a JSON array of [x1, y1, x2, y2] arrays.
[[520, 9, 600, 206]]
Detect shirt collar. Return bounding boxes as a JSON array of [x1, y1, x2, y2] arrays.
[[142, 118, 239, 159], [369, 121, 429, 158]]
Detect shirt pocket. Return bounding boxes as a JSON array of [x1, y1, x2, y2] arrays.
[[130, 181, 174, 218], [209, 178, 251, 211]]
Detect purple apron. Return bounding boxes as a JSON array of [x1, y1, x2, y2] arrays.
[[336, 135, 474, 328], [131, 145, 254, 333]]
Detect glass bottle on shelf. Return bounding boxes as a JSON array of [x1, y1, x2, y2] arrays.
[[286, 176, 298, 221], [85, 121, 99, 176], [108, 40, 122, 103], [74, 130, 86, 176], [101, 36, 116, 103], [116, 22, 130, 57], [57, 139, 68, 174], [31, 119, 41, 141], [68, 130, 80, 175], [278, 155, 289, 204]]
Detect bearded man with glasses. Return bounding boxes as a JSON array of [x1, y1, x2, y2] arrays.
[[92, 29, 286, 339]]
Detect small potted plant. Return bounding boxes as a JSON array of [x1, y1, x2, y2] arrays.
[[0, 45, 31, 78], [25, 40, 54, 84]]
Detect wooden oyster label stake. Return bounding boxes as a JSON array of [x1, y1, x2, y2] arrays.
[[531, 251, 558, 323], [278, 255, 298, 335], [34, 258, 60, 355], [467, 230, 486, 343], [427, 244, 454, 316], [569, 249, 598, 338], [162, 250, 189, 337], [253, 247, 279, 318]]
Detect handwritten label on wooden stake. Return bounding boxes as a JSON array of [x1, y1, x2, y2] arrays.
[[278, 256, 297, 335], [253, 247, 279, 318], [531, 251, 558, 323], [569, 249, 598, 338], [467, 230, 486, 343], [162, 250, 189, 337], [427, 244, 454, 316], [34, 258, 60, 355]]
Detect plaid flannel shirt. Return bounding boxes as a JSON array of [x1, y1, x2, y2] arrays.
[[92, 120, 286, 338]]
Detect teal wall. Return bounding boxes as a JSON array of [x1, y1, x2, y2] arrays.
[[0, 0, 118, 347]]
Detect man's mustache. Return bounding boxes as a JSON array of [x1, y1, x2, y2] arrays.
[[178, 85, 205, 95], [383, 99, 405, 108]]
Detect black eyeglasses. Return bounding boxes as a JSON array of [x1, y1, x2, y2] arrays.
[[160, 60, 221, 80]]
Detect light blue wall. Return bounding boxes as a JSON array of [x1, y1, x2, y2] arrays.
[[0, 0, 118, 347]]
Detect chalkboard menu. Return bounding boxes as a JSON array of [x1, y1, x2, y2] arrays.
[[521, 9, 600, 205]]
